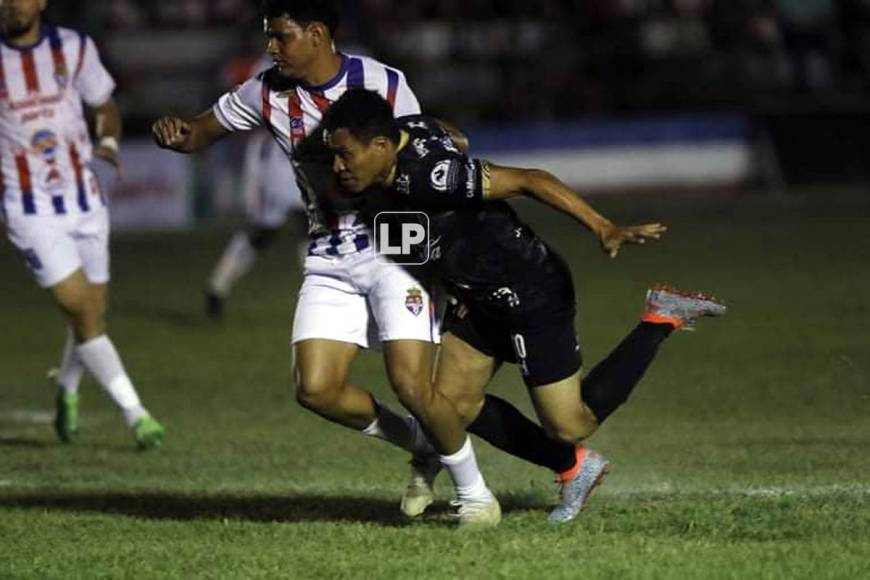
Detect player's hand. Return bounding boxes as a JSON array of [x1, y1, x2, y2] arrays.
[[93, 145, 123, 179], [152, 116, 192, 150], [599, 222, 668, 258]]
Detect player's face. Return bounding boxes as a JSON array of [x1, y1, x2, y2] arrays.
[[328, 128, 391, 194], [0, 0, 45, 37], [264, 16, 317, 78]]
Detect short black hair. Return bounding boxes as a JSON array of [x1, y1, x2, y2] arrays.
[[262, 0, 340, 36], [321, 89, 400, 145]]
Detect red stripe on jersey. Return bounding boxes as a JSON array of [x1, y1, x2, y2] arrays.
[[15, 153, 36, 214], [21, 50, 40, 94], [312, 92, 330, 114], [68, 143, 90, 211], [289, 92, 305, 145], [385, 69, 399, 108], [261, 81, 272, 126]]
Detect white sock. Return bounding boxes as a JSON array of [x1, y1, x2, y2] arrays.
[[75, 335, 147, 426], [440, 437, 493, 503], [57, 327, 85, 395], [362, 403, 434, 455], [209, 232, 258, 297]]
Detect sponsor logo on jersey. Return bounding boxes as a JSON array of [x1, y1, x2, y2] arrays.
[[395, 173, 411, 195], [405, 287, 425, 316], [412, 138, 430, 159], [430, 160, 453, 192]]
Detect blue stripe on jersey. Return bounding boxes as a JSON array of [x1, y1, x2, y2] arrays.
[[47, 26, 63, 51], [77, 183, 89, 212], [354, 234, 369, 252], [22, 195, 36, 215], [346, 58, 365, 89], [326, 231, 342, 256], [52, 196, 66, 214]]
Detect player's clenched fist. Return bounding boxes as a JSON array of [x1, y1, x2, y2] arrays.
[[152, 117, 192, 150]]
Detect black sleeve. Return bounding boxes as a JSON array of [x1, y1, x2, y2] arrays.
[[407, 156, 490, 209]]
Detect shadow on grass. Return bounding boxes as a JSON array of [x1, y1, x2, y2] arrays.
[[0, 490, 550, 526], [117, 301, 208, 329]]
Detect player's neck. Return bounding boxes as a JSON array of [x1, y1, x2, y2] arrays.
[[384, 131, 410, 187], [3, 21, 42, 48], [302, 50, 343, 87]]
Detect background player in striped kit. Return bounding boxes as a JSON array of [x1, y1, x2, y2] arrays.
[[204, 54, 307, 322], [0, 0, 164, 448], [153, 0, 500, 526]]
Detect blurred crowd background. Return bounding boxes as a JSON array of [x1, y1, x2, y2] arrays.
[[36, 0, 868, 226], [45, 0, 870, 126]]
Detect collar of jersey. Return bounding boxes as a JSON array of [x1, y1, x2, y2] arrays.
[[1, 24, 49, 52], [298, 52, 350, 92]]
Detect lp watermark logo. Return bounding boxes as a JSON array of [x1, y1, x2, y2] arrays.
[[374, 211, 430, 265]]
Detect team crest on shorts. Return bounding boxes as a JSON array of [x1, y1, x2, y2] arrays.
[[405, 287, 425, 317]]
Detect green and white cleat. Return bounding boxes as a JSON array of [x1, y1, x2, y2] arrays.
[[54, 390, 80, 443], [400, 453, 442, 517], [133, 415, 164, 450]]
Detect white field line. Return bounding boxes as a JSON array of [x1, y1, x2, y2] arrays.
[[600, 482, 870, 498], [0, 410, 53, 424]]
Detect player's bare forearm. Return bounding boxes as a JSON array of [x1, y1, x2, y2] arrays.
[[91, 99, 123, 172], [488, 165, 611, 236], [93, 99, 122, 141], [152, 111, 229, 153]]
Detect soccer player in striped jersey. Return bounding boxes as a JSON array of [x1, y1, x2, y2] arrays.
[[154, 0, 500, 526], [0, 0, 164, 449], [204, 54, 307, 322]]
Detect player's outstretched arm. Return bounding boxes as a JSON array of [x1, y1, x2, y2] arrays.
[[152, 110, 229, 153], [485, 163, 667, 258]]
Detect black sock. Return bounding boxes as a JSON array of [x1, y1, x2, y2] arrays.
[[467, 394, 577, 473], [583, 322, 673, 424]]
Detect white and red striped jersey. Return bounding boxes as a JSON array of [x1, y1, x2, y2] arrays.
[[0, 26, 115, 220], [213, 52, 420, 257]]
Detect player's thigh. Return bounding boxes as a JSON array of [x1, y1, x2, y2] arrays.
[[366, 259, 439, 344], [73, 209, 111, 287], [527, 371, 598, 443], [382, 339, 436, 402], [50, 269, 98, 319], [5, 214, 82, 289], [434, 332, 498, 424], [292, 260, 371, 347], [293, 339, 359, 398]]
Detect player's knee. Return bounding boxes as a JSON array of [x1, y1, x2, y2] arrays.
[[443, 391, 483, 425], [294, 373, 341, 412], [390, 372, 433, 414], [544, 415, 598, 444]]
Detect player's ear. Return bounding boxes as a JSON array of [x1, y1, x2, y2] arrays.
[[371, 135, 391, 154], [308, 22, 329, 48]]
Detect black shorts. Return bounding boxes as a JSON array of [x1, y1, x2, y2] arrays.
[[443, 300, 583, 388]]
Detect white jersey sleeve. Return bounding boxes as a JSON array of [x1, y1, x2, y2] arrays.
[[392, 71, 421, 117], [74, 35, 116, 107], [213, 76, 264, 132]]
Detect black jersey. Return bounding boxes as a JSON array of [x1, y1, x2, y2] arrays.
[[373, 115, 574, 315]]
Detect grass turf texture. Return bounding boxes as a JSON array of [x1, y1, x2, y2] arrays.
[[1, 189, 868, 579]]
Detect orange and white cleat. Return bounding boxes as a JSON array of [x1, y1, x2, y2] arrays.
[[548, 446, 610, 523], [641, 284, 727, 330]]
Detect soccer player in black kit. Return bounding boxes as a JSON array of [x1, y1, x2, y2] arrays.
[[299, 89, 726, 522]]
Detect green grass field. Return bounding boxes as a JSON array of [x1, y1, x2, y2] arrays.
[[1, 189, 868, 579]]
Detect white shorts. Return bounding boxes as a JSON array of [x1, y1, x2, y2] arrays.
[[242, 132, 304, 229], [292, 248, 440, 348], [5, 208, 110, 288]]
